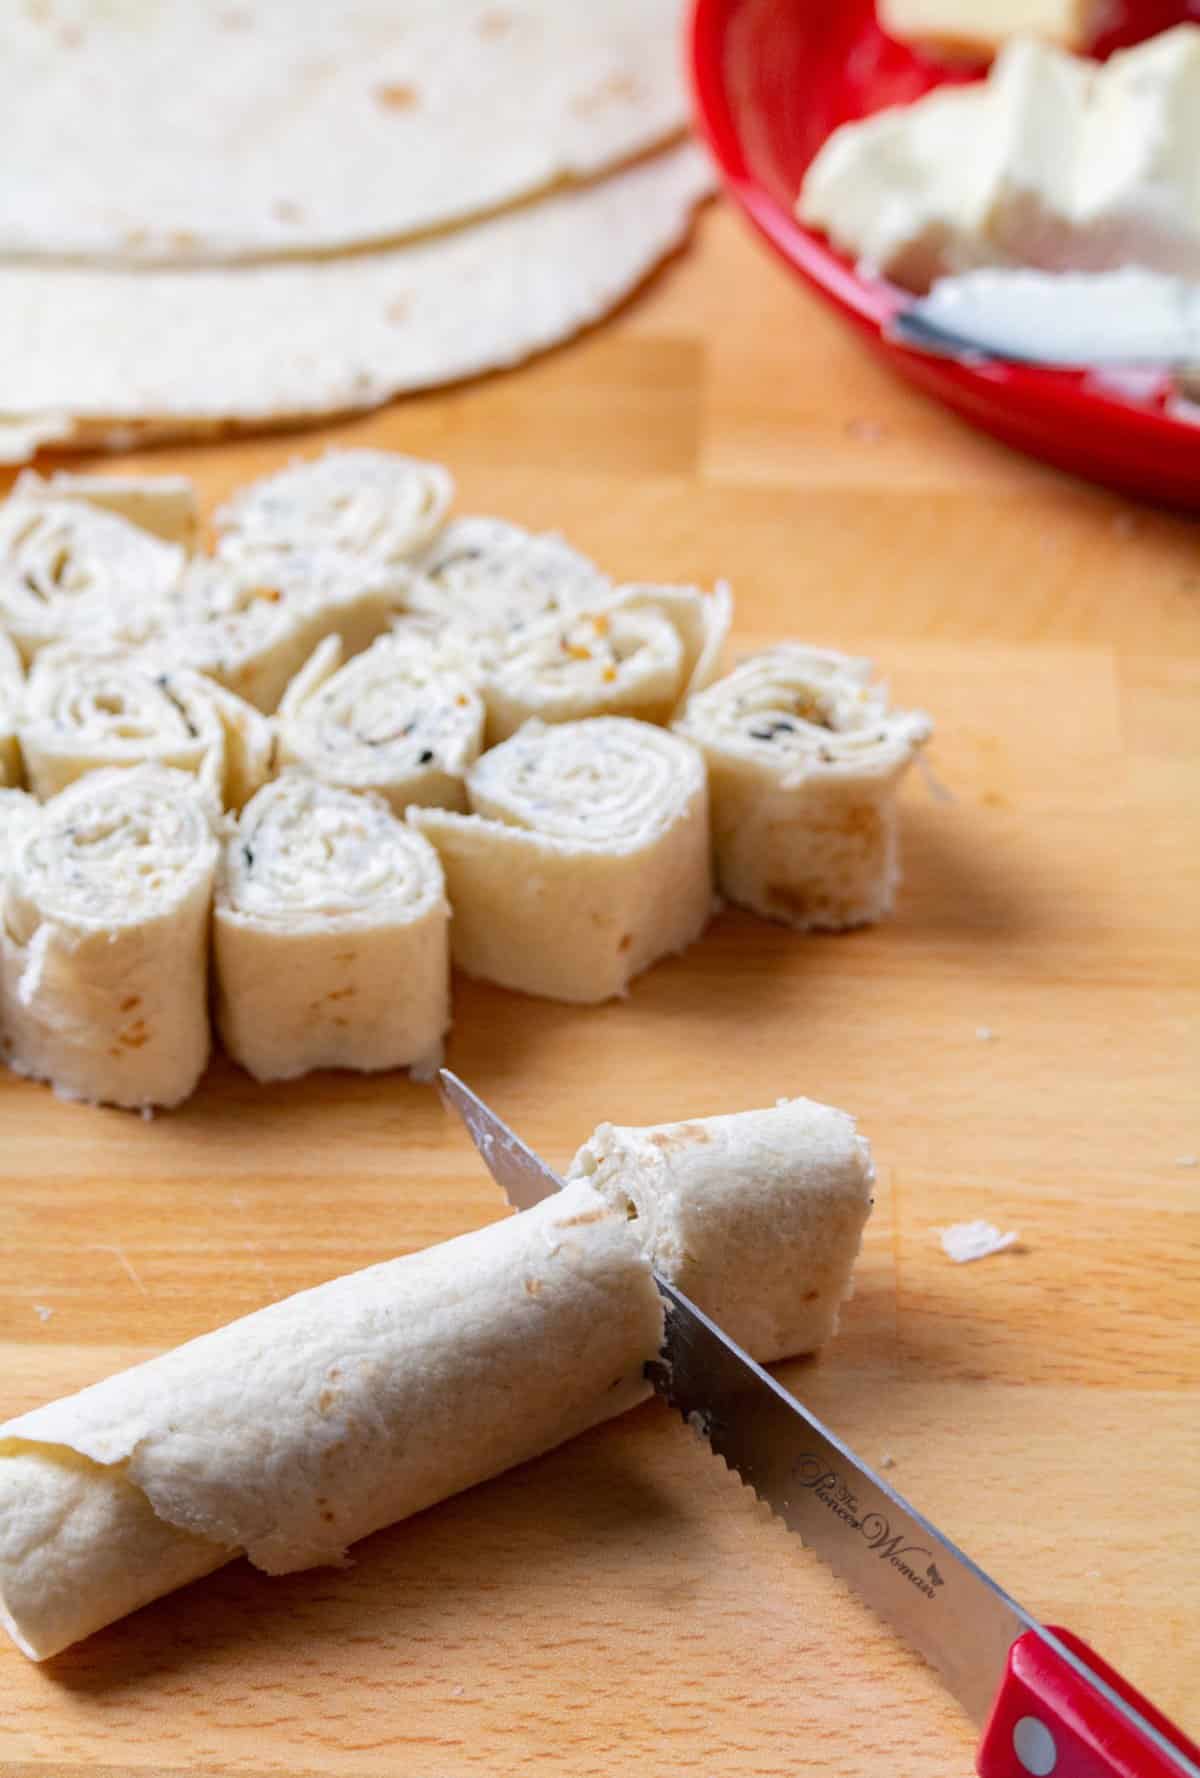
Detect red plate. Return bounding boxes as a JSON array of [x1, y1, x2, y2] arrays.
[[688, 0, 1200, 506]]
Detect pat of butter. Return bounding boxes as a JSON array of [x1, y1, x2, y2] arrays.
[[798, 25, 1200, 291], [879, 0, 1100, 59]]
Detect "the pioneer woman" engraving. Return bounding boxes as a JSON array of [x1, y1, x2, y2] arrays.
[[794, 1456, 945, 1601]]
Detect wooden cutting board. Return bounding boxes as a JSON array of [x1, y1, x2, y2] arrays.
[[1, 201, 1197, 1778]]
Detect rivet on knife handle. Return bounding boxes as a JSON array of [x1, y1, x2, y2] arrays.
[[978, 1626, 1200, 1778]]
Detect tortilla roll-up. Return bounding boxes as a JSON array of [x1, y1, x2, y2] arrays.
[[0, 631, 23, 786], [410, 517, 611, 636], [0, 1092, 873, 1661], [412, 716, 711, 1003], [481, 581, 734, 743], [482, 604, 685, 743], [0, 1180, 662, 1660], [568, 1096, 875, 1363], [276, 633, 484, 814], [13, 469, 199, 548], [153, 550, 398, 713], [216, 450, 453, 566], [674, 645, 933, 931], [215, 774, 450, 1082], [0, 498, 184, 664], [0, 766, 218, 1108], [18, 646, 273, 810]]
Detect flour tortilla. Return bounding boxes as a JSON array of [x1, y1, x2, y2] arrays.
[[0, 1181, 659, 1659], [0, 1095, 874, 1660], [481, 583, 730, 744], [18, 646, 273, 809], [13, 470, 199, 547], [569, 1097, 875, 1363], [0, 1, 687, 266], [277, 633, 485, 815], [0, 766, 218, 1109], [215, 775, 451, 1083], [674, 645, 933, 931], [412, 716, 712, 1002], [0, 633, 23, 787], [0, 143, 712, 461]]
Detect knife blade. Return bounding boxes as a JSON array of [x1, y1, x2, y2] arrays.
[[439, 1071, 1200, 1777], [886, 268, 1200, 374]]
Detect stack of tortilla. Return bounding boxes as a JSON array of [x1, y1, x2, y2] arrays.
[[0, 0, 710, 461]]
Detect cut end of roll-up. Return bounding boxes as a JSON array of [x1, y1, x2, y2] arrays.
[[276, 630, 485, 814], [568, 1097, 876, 1364], [412, 716, 712, 1003], [674, 644, 933, 932], [0, 765, 219, 1109], [14, 469, 199, 548], [0, 498, 184, 665], [215, 773, 451, 1082], [216, 450, 454, 567], [154, 549, 402, 713]]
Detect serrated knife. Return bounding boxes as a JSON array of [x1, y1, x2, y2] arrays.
[[439, 1071, 1200, 1778]]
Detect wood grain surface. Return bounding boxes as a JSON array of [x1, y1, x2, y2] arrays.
[[1, 200, 1198, 1778]]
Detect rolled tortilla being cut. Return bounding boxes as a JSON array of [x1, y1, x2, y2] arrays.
[[0, 631, 23, 786], [479, 582, 730, 745], [13, 469, 199, 548], [414, 716, 712, 1002], [214, 773, 450, 1082], [276, 632, 485, 814], [0, 1094, 873, 1661], [569, 1096, 875, 1364], [18, 645, 273, 810], [674, 645, 933, 931], [0, 765, 218, 1109], [0, 498, 184, 664], [216, 450, 454, 567], [151, 550, 399, 713]]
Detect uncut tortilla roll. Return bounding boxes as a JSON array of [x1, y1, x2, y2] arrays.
[[569, 1096, 875, 1364], [0, 765, 218, 1109], [18, 645, 273, 810], [0, 1092, 874, 1662], [276, 632, 484, 814], [412, 716, 711, 1003], [674, 645, 933, 931], [153, 550, 399, 713], [0, 497, 184, 664], [0, 630, 23, 786], [216, 450, 454, 566], [14, 469, 199, 548], [0, 1180, 662, 1660], [215, 774, 450, 1082], [410, 517, 611, 636]]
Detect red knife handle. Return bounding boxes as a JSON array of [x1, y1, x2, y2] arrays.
[[977, 1627, 1200, 1777]]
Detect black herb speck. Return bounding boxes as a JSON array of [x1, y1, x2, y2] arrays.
[[748, 719, 797, 742], [418, 749, 434, 765], [242, 843, 255, 870]]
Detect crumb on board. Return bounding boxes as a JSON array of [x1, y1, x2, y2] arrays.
[[939, 1220, 1020, 1263], [879, 1453, 896, 1470], [975, 1026, 995, 1042], [844, 417, 888, 444], [1175, 1154, 1198, 1168], [32, 1304, 54, 1322]]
